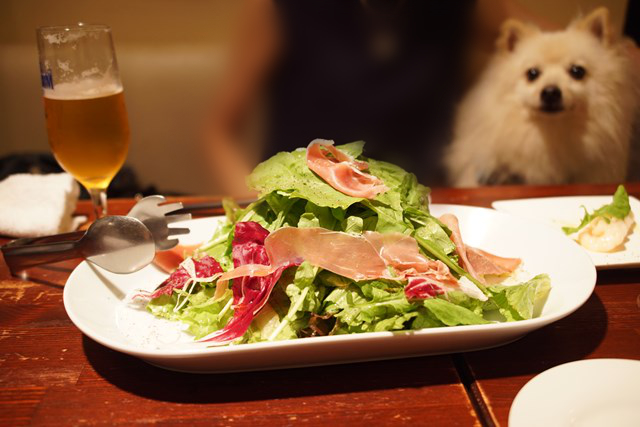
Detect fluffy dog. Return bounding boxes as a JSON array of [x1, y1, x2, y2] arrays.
[[446, 8, 639, 186]]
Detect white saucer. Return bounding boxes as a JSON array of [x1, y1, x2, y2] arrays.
[[509, 359, 640, 427], [493, 196, 640, 269]]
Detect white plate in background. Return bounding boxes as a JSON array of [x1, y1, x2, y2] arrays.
[[493, 196, 640, 269], [63, 205, 596, 373], [509, 359, 640, 427]]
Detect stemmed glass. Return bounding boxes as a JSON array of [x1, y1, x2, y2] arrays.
[[36, 23, 130, 219]]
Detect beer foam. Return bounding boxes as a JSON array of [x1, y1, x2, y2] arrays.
[[44, 78, 123, 100]]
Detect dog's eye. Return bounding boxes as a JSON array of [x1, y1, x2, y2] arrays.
[[526, 68, 540, 82], [569, 65, 586, 80]]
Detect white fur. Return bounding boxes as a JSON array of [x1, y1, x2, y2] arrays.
[[446, 9, 640, 186]]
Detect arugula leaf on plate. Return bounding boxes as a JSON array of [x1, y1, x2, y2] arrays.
[[487, 274, 551, 321], [147, 286, 234, 339], [562, 185, 631, 235]]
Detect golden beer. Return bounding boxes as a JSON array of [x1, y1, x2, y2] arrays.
[[43, 89, 130, 190]]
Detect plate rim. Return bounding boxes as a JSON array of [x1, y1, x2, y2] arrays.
[[63, 204, 597, 359]]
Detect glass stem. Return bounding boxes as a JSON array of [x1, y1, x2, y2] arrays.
[[88, 188, 108, 219]]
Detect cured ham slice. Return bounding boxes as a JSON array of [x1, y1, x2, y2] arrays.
[[466, 248, 521, 276], [438, 214, 480, 280], [306, 139, 388, 199], [198, 218, 501, 344], [216, 228, 389, 284], [267, 228, 391, 281], [438, 214, 521, 283], [153, 243, 202, 273], [362, 231, 465, 298], [216, 224, 485, 301], [363, 232, 453, 279]]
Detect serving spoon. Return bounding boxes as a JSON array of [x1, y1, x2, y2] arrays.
[[2, 216, 155, 274]]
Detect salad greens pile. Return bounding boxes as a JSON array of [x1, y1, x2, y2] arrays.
[[146, 142, 550, 344], [562, 185, 631, 235]]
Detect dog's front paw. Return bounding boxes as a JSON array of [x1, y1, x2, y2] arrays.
[[480, 167, 525, 186]]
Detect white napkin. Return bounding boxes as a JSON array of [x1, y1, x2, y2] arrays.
[[0, 173, 86, 238]]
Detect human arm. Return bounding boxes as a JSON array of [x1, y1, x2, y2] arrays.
[[201, 0, 280, 196]]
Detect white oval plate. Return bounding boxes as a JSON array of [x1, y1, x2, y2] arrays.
[[493, 196, 640, 269], [63, 204, 596, 373], [509, 359, 640, 427]]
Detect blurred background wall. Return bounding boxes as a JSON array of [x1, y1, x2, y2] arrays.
[[0, 0, 630, 195]]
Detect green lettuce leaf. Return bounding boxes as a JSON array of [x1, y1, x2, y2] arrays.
[[285, 262, 323, 313], [399, 173, 430, 213], [247, 145, 363, 210], [263, 276, 319, 341], [487, 274, 551, 321], [336, 140, 365, 158], [245, 303, 301, 343], [323, 283, 416, 333], [198, 223, 234, 271], [147, 286, 234, 339], [412, 308, 446, 329], [409, 212, 456, 256], [422, 297, 488, 326], [342, 215, 364, 234], [563, 185, 631, 235]]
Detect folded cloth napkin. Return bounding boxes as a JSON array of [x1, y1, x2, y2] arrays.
[[0, 173, 85, 238]]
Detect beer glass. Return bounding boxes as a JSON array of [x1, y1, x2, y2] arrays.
[[36, 24, 130, 219]]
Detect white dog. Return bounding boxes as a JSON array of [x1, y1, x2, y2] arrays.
[[446, 8, 639, 186]]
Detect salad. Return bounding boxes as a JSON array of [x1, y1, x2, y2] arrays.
[[562, 185, 635, 252], [136, 140, 551, 345]]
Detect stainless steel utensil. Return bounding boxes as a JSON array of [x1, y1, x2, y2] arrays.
[[8, 196, 195, 248], [2, 216, 155, 274], [127, 195, 191, 251], [1, 195, 193, 275]]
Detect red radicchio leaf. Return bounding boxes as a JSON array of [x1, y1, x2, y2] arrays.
[[137, 255, 223, 300], [404, 276, 445, 300], [200, 221, 299, 343]]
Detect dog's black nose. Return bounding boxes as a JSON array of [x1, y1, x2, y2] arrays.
[[540, 85, 563, 109]]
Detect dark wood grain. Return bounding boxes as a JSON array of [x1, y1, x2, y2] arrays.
[[0, 195, 477, 426], [433, 183, 640, 425], [464, 281, 640, 425], [1, 183, 639, 426]]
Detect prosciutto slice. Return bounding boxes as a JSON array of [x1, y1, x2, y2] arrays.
[[216, 228, 389, 283], [438, 214, 521, 283], [362, 231, 487, 300], [467, 248, 521, 276], [153, 243, 202, 273], [438, 214, 480, 280], [306, 139, 388, 199], [198, 218, 502, 344], [215, 225, 484, 301], [363, 232, 450, 277]]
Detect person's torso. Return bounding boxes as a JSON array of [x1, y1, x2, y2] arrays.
[[266, 0, 475, 183]]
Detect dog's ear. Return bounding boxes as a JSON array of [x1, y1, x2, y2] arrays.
[[497, 19, 537, 53], [576, 7, 612, 45]]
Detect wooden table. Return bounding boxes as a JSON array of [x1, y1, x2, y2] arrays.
[[1, 184, 638, 426]]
